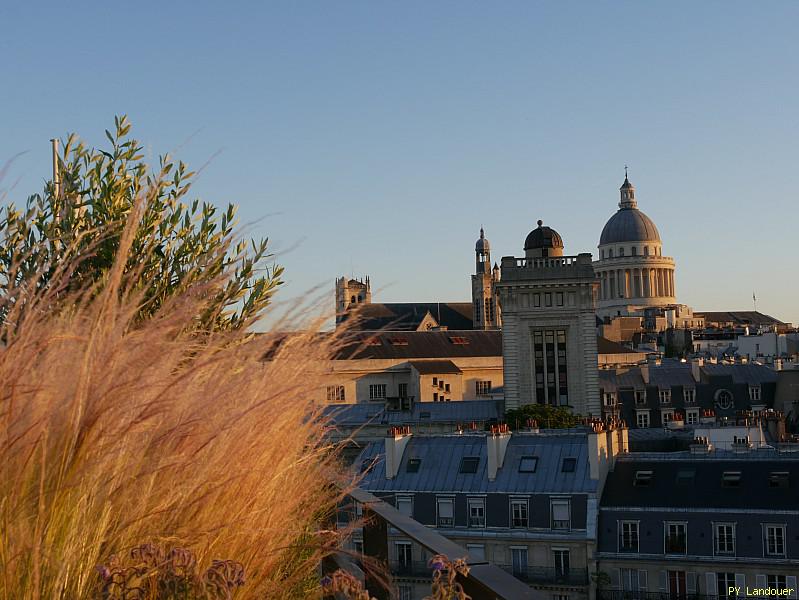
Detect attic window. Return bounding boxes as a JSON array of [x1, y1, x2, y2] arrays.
[[634, 470, 653, 486], [419, 411, 431, 419], [519, 456, 539, 473], [768, 471, 789, 488], [561, 458, 577, 473], [388, 337, 409, 346], [722, 471, 742, 488], [406, 458, 421, 473], [676, 469, 696, 486], [459, 456, 480, 474], [449, 336, 470, 345]]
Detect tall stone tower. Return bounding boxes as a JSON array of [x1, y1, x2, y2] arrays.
[[471, 228, 501, 329], [335, 276, 372, 324], [496, 220, 601, 416]]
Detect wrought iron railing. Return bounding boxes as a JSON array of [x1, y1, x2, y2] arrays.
[[498, 565, 589, 586]]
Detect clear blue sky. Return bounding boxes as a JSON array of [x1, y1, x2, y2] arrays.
[[2, 2, 797, 324]]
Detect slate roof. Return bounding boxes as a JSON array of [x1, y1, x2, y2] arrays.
[[409, 360, 462, 375], [323, 400, 501, 426], [702, 363, 778, 384], [696, 311, 785, 327], [339, 302, 474, 331], [334, 330, 502, 360], [357, 433, 598, 495], [601, 456, 799, 511], [335, 331, 641, 361]]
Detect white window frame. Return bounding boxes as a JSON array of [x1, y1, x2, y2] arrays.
[[550, 498, 571, 531], [468, 497, 486, 528], [436, 496, 454, 528], [326, 385, 345, 402], [683, 387, 696, 404], [465, 543, 485, 561], [618, 520, 639, 552], [664, 521, 687, 555], [714, 522, 736, 556], [369, 383, 387, 400], [636, 411, 650, 428], [395, 541, 412, 566], [476, 380, 492, 396], [659, 389, 672, 404], [686, 408, 699, 425], [764, 524, 786, 557], [661, 409, 675, 423], [396, 495, 413, 518], [511, 499, 529, 528], [749, 385, 761, 402]]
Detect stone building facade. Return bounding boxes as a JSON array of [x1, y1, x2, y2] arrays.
[[497, 221, 601, 416]]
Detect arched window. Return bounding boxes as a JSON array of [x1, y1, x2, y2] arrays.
[[608, 249, 614, 258], [358, 295, 363, 302], [619, 247, 625, 257], [644, 246, 649, 256], [351, 295, 356, 304], [632, 246, 637, 256]]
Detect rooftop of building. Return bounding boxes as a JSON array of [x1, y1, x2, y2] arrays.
[[323, 399, 503, 426], [357, 430, 599, 495], [598, 359, 777, 390], [696, 310, 785, 327], [602, 454, 799, 510], [338, 302, 474, 331]]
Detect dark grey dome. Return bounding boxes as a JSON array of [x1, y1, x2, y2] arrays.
[[475, 227, 490, 252], [525, 220, 564, 251], [599, 208, 661, 245]]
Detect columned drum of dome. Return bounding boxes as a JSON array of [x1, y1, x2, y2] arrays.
[[594, 177, 677, 319]]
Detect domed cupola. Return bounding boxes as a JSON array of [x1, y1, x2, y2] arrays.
[[524, 220, 564, 258], [599, 175, 661, 245], [475, 227, 490, 252]]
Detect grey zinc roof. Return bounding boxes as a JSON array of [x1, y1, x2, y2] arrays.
[[334, 330, 502, 359], [599, 207, 661, 245], [648, 364, 696, 388], [615, 367, 646, 389], [357, 433, 597, 495], [323, 400, 501, 427], [702, 363, 778, 384]]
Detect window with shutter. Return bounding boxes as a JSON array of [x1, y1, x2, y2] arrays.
[[735, 574, 746, 591], [756, 575, 767, 590], [437, 498, 453, 527], [638, 570, 648, 591], [786, 576, 797, 599], [551, 499, 570, 530], [706, 573, 717, 596], [686, 572, 697, 594], [659, 571, 668, 592]]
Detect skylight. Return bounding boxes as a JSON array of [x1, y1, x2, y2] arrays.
[[406, 458, 421, 473], [676, 469, 695, 486], [449, 336, 470, 345], [561, 457, 577, 473], [519, 456, 539, 473], [388, 337, 409, 346], [459, 456, 480, 474], [634, 470, 653, 486]]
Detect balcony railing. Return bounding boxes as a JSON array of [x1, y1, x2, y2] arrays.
[[499, 565, 589, 586], [391, 560, 435, 578], [599, 592, 722, 600]]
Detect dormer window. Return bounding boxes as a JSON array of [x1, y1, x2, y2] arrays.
[[561, 458, 577, 473], [634, 470, 653, 486], [768, 471, 789, 488], [722, 471, 742, 488], [519, 456, 539, 473], [406, 458, 421, 473], [749, 385, 762, 402]]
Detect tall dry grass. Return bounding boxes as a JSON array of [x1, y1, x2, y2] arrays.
[[0, 211, 355, 598]]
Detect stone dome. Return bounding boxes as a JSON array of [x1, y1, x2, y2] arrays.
[[599, 176, 661, 245], [525, 220, 564, 251], [599, 208, 661, 245], [475, 227, 490, 252]]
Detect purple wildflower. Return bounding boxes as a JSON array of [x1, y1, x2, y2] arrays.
[[320, 575, 333, 587]]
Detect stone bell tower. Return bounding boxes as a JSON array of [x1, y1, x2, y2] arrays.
[[471, 228, 501, 329]]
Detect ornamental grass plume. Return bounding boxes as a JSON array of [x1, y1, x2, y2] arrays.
[[0, 183, 356, 598]]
